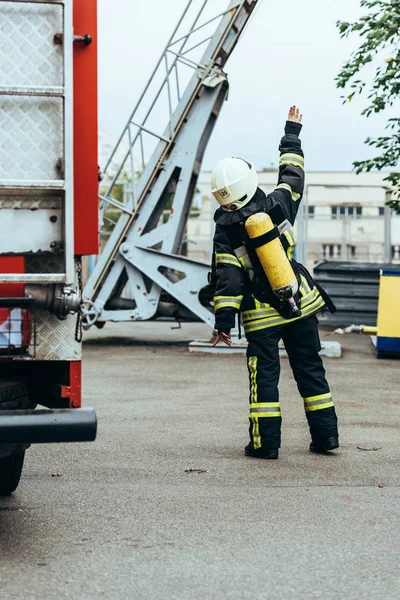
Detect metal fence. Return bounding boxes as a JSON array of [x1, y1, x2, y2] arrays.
[[314, 261, 400, 327]]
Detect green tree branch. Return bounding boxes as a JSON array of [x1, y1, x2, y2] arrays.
[[336, 0, 400, 208]]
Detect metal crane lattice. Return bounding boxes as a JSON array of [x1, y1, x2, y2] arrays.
[[83, 0, 260, 328]]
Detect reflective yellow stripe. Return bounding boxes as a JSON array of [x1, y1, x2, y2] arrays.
[[302, 295, 325, 313], [302, 285, 315, 298], [248, 356, 261, 449], [216, 253, 241, 267], [249, 357, 258, 403], [304, 392, 332, 403], [280, 152, 305, 166], [238, 255, 253, 272], [214, 295, 243, 310], [300, 275, 311, 295], [279, 160, 305, 171], [276, 183, 301, 202], [244, 296, 325, 333], [235, 247, 254, 280], [242, 285, 319, 324], [215, 302, 242, 310], [254, 419, 260, 448], [249, 402, 281, 418], [276, 183, 292, 194], [242, 307, 277, 322], [284, 231, 293, 247], [302, 289, 317, 304], [304, 400, 334, 412], [284, 226, 296, 247], [250, 403, 281, 416], [254, 298, 268, 310], [243, 255, 253, 271], [300, 289, 319, 309], [245, 315, 285, 332], [282, 227, 296, 261]]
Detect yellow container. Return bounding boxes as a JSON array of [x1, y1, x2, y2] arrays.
[[376, 271, 400, 354], [245, 212, 298, 298]]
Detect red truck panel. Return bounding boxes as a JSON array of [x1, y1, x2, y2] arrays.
[[0, 257, 24, 297], [73, 0, 98, 256], [69, 361, 82, 408]]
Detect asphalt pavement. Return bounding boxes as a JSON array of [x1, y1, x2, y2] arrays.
[[0, 322, 399, 599]]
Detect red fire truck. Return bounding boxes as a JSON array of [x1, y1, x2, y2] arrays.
[[0, 0, 98, 494]]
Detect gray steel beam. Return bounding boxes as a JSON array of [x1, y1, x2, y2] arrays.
[[83, 1, 260, 328]]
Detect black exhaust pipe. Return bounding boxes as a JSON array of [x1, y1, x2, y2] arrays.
[[0, 409, 97, 444]]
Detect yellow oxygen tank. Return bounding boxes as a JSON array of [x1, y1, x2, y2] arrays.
[[245, 212, 301, 315]]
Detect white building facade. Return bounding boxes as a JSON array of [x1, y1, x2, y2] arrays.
[[187, 170, 400, 271]]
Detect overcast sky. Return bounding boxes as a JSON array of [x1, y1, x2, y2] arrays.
[[98, 0, 390, 172]]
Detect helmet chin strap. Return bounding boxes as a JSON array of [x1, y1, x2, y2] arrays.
[[222, 194, 249, 212], [222, 202, 244, 212], [221, 193, 249, 212]]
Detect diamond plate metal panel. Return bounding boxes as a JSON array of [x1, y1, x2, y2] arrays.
[[26, 254, 64, 275], [33, 311, 81, 361], [0, 2, 63, 89], [0, 196, 61, 210], [25, 255, 82, 361], [0, 96, 63, 183]]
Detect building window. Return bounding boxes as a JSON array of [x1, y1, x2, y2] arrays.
[[349, 245, 357, 258], [322, 244, 357, 259], [308, 205, 315, 219], [379, 206, 400, 216], [331, 206, 362, 219], [322, 244, 341, 258], [392, 245, 400, 261]]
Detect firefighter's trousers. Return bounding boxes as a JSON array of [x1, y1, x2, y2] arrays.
[[246, 315, 338, 449]]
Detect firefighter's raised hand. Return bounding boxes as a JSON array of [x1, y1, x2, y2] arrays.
[[212, 331, 232, 347], [288, 105, 302, 124]]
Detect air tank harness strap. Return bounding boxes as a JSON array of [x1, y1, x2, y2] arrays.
[[243, 226, 280, 250], [238, 221, 283, 312], [208, 243, 217, 285]]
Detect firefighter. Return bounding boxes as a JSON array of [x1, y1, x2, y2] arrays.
[[211, 106, 339, 459]]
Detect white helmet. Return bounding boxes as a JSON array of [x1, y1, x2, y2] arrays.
[[211, 157, 258, 211]]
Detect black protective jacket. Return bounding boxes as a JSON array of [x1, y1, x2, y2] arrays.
[[212, 121, 334, 335]]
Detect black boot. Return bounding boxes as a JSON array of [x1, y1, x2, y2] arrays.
[[245, 442, 279, 459], [309, 436, 339, 453]]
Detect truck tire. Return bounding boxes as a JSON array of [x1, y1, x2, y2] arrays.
[[0, 379, 31, 411], [0, 451, 25, 496], [0, 379, 31, 495]]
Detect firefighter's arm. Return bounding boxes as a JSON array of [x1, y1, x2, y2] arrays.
[[213, 225, 243, 340], [274, 105, 305, 224]]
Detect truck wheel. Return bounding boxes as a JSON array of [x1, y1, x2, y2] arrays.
[[0, 451, 25, 496], [0, 379, 31, 495], [0, 379, 31, 411]]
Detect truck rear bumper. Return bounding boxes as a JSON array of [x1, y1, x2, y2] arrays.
[[0, 408, 97, 444]]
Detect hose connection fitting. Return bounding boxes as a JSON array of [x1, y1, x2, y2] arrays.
[[25, 285, 81, 320]]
